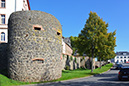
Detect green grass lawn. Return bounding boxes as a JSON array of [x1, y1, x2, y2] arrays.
[[55, 63, 113, 81], [0, 63, 113, 86]]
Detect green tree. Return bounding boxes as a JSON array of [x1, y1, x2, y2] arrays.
[[78, 11, 116, 72], [104, 31, 116, 62], [78, 11, 100, 72], [70, 36, 78, 54], [97, 31, 116, 68], [96, 18, 109, 69]]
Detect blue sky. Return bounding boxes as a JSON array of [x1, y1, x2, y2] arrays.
[[30, 0, 129, 52]]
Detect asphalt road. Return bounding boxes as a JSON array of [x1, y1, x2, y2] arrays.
[[22, 67, 129, 86]]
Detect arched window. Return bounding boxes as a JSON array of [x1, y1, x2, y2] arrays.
[[1, 32, 5, 41]]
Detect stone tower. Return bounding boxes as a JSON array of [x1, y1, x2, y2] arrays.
[[8, 10, 62, 82]]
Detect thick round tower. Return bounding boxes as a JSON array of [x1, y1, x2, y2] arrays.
[[8, 10, 62, 82]]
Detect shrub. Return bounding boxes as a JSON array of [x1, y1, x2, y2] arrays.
[[83, 56, 85, 60], [65, 65, 70, 70], [75, 57, 77, 63], [70, 56, 73, 61]]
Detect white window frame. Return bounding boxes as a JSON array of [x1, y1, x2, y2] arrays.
[[1, 14, 5, 24], [1, 0, 5, 8], [1, 32, 5, 41]]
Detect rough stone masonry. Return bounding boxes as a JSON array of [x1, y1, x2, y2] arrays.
[[8, 10, 62, 82]]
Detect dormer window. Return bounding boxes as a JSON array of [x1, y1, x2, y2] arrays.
[[123, 53, 127, 55]]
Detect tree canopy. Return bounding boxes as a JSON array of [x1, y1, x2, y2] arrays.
[[70, 11, 116, 72]]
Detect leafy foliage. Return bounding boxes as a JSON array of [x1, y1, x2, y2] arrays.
[[74, 57, 77, 63], [65, 65, 70, 70], [75, 11, 116, 72], [70, 36, 78, 54], [70, 56, 73, 61]]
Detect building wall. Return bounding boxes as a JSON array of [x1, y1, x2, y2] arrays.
[[0, 0, 30, 43], [16, 0, 30, 11], [0, 0, 30, 24], [62, 39, 65, 54], [114, 55, 129, 63], [65, 43, 73, 56]]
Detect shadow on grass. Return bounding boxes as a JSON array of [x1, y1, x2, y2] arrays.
[[105, 65, 113, 67], [62, 68, 89, 73]]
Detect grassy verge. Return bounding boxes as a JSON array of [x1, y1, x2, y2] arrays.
[[0, 63, 113, 86], [55, 63, 113, 81]]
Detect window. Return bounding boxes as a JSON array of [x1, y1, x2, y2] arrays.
[[1, 0, 5, 8], [117, 57, 119, 58], [124, 60, 126, 63], [121, 56, 123, 58], [34, 27, 41, 31], [124, 56, 126, 58], [1, 15, 5, 24], [123, 53, 127, 55], [32, 58, 44, 64], [1, 32, 5, 41], [33, 25, 44, 31], [57, 32, 61, 36]]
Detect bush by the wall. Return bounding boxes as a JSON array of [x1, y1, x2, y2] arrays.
[[75, 57, 77, 63], [65, 65, 70, 70], [70, 56, 73, 61]]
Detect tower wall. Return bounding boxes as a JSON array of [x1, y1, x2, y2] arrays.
[[8, 10, 62, 82]]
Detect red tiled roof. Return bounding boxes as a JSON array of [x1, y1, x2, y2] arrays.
[[27, 0, 31, 10]]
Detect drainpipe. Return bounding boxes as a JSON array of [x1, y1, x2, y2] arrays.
[[15, 0, 16, 11]]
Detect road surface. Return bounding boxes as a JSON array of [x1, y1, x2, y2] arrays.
[[22, 68, 129, 86]]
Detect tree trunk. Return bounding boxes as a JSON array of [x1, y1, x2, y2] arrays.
[[106, 59, 108, 64], [91, 47, 94, 73], [100, 58, 101, 69]]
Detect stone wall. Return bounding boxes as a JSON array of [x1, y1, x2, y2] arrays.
[[62, 55, 80, 70], [95, 61, 106, 68], [80, 56, 91, 69], [8, 10, 62, 82], [61, 55, 95, 70], [0, 43, 8, 70], [79, 56, 95, 69]]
